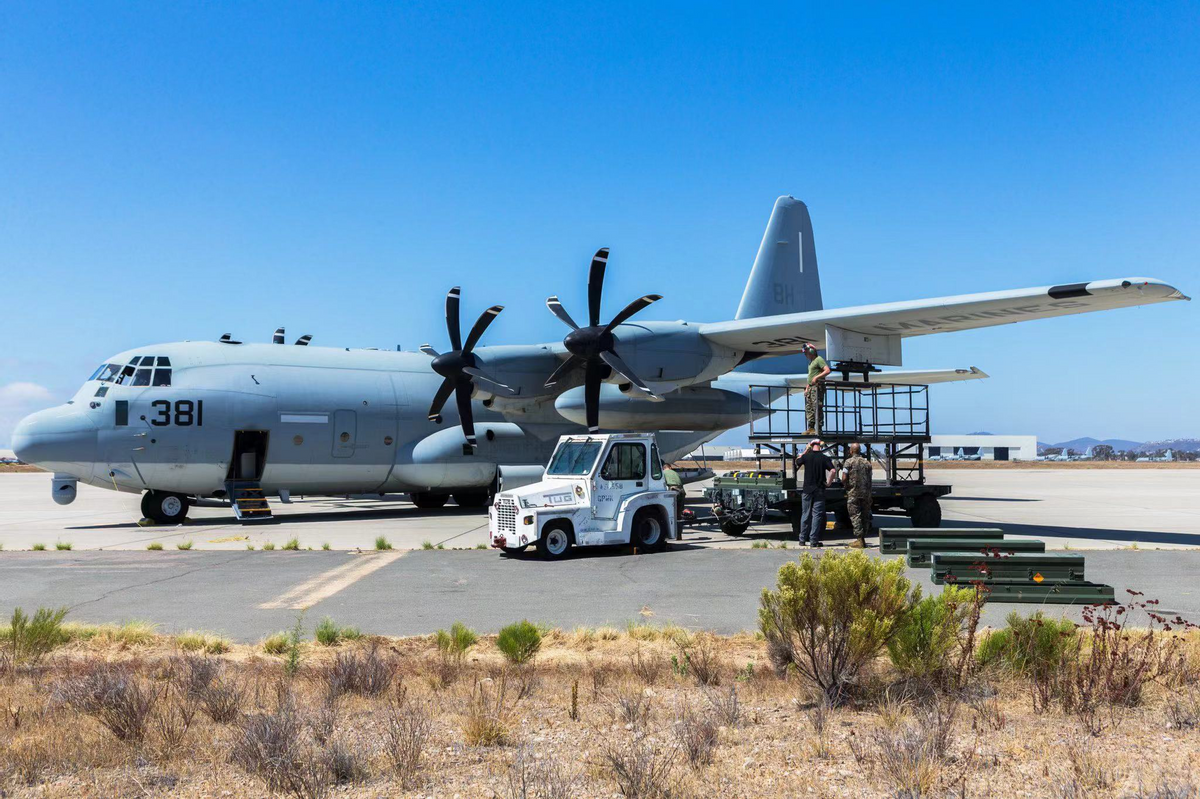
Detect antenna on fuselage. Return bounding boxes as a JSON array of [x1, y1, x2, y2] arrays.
[[295, 335, 312, 346], [273, 327, 285, 344]]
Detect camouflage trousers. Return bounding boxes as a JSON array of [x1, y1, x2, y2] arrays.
[[805, 385, 824, 433], [846, 492, 872, 541]]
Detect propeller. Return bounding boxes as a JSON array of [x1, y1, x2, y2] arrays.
[[422, 287, 513, 447], [544, 248, 662, 432], [273, 327, 285, 344]]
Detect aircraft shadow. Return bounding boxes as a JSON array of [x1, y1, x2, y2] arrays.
[[941, 496, 1042, 503], [66, 505, 488, 530]]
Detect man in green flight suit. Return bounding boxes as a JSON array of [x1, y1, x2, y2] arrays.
[[840, 442, 873, 548], [802, 343, 831, 436]]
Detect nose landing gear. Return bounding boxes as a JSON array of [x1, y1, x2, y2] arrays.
[[141, 490, 191, 524]]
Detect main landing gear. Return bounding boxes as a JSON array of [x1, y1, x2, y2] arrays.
[[141, 490, 191, 524]]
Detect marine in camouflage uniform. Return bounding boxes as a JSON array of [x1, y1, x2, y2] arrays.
[[842, 443, 873, 547], [802, 343, 830, 434]]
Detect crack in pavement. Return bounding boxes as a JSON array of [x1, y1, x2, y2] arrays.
[[66, 551, 257, 612]]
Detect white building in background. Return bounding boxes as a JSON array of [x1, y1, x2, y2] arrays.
[[927, 434, 1038, 461]]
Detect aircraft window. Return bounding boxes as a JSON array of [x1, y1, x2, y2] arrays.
[[546, 441, 603, 475], [92, 363, 123, 383], [132, 368, 152, 387], [157, 356, 171, 367], [152, 369, 172, 387], [131, 356, 146, 366], [88, 365, 105, 381], [601, 443, 647, 481], [94, 386, 109, 397]]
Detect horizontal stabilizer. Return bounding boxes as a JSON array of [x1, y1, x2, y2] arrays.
[[721, 366, 989, 388]]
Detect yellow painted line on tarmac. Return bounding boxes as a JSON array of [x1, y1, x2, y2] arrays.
[[257, 551, 405, 610]]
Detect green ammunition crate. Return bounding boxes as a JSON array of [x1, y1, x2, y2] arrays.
[[930, 551, 1086, 585], [950, 579, 1115, 605], [880, 527, 1004, 554], [906, 537, 1046, 568]]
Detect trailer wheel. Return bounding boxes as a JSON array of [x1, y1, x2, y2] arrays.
[[633, 507, 667, 552], [834, 506, 852, 530], [537, 522, 573, 560], [410, 492, 448, 509], [909, 495, 942, 528], [719, 517, 750, 536]]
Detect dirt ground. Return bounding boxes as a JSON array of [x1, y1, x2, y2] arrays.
[[0, 464, 41, 473], [1, 625, 1197, 798]]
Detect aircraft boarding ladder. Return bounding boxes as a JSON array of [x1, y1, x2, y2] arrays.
[[225, 480, 274, 522]]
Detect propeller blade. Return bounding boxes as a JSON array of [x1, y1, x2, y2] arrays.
[[584, 358, 603, 433], [462, 305, 504, 353], [546, 296, 580, 330], [454, 382, 476, 446], [462, 366, 515, 395], [294, 335, 312, 346], [599, 350, 659, 399], [419, 344, 440, 357], [588, 248, 608, 327], [427, 377, 455, 421], [605, 294, 662, 332], [544, 354, 580, 387], [445, 286, 462, 351], [273, 327, 285, 344]]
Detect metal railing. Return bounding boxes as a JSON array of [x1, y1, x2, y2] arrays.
[[748, 381, 930, 442]]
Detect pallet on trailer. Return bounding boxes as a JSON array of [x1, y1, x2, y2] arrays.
[[905, 537, 1046, 567], [880, 527, 1004, 554]]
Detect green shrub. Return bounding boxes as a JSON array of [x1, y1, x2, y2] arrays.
[[315, 617, 361, 646], [261, 542, 275, 551], [375, 536, 393, 551], [436, 622, 478, 662], [421, 540, 434, 550], [177, 540, 194, 551], [32, 543, 46, 551], [496, 620, 542, 665], [281, 538, 300, 551], [177, 631, 232, 654], [261, 631, 290, 655], [888, 586, 976, 681], [3, 606, 70, 666], [321, 542, 331, 551], [759, 551, 913, 704], [976, 611, 1078, 674], [55, 541, 73, 551], [146, 542, 163, 551]]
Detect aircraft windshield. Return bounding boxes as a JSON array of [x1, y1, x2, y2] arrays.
[[88, 356, 172, 387], [546, 441, 603, 475]]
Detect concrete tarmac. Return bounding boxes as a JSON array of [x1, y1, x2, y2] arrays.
[[1, 470, 1198, 640]]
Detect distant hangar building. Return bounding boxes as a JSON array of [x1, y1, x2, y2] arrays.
[[928, 435, 1038, 461]]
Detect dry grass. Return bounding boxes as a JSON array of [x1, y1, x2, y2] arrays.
[[0, 624, 1199, 797]]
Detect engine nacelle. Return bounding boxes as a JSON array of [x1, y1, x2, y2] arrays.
[[555, 384, 764, 431]]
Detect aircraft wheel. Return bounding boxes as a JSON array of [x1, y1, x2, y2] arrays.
[[537, 522, 572, 561], [410, 492, 448, 510], [633, 507, 667, 552], [453, 491, 491, 509], [142, 491, 190, 524], [909, 495, 942, 528]]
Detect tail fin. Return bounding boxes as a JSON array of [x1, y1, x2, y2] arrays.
[[735, 196, 822, 320]]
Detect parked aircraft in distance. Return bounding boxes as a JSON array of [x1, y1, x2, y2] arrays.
[[12, 197, 1189, 523]]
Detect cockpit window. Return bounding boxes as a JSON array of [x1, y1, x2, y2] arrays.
[[90, 357, 172, 386]]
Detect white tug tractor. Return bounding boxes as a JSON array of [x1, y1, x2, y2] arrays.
[[489, 432, 678, 560]]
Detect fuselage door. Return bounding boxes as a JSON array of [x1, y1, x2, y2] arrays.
[[332, 410, 357, 458], [592, 441, 648, 520]]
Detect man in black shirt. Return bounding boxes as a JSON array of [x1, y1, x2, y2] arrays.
[[794, 439, 835, 547]]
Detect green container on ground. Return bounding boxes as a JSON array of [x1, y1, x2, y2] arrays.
[[879, 527, 1004, 554], [930, 551, 1086, 584], [906, 537, 1046, 567]]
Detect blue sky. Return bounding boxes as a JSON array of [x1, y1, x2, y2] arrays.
[[1, 2, 1197, 446]]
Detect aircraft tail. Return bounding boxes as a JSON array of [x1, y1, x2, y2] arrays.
[[735, 196, 823, 319], [733, 196, 822, 374]]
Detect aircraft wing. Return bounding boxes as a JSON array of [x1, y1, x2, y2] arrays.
[[719, 366, 989, 388], [699, 277, 1188, 355]]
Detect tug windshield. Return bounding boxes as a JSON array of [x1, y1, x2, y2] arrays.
[[546, 440, 603, 476]]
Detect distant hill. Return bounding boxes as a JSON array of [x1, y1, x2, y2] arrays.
[[1136, 438, 1200, 454]]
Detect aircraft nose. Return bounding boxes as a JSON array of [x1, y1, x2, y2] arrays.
[[11, 405, 98, 481]]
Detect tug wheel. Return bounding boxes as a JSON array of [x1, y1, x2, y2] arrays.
[[537, 522, 573, 561], [632, 508, 668, 552]]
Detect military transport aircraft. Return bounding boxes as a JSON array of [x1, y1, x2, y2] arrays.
[[12, 197, 1188, 523]]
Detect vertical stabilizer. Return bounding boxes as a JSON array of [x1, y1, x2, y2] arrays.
[[735, 196, 822, 319]]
